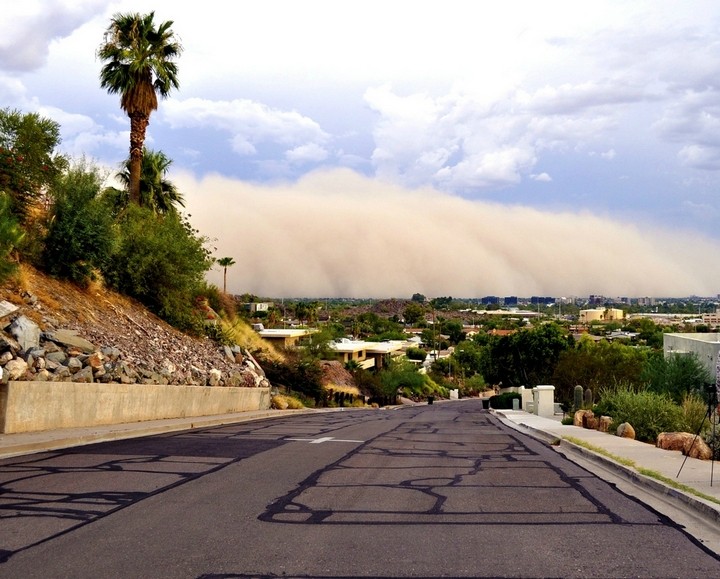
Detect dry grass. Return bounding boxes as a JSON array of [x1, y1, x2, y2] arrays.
[[324, 383, 360, 396], [220, 318, 283, 362], [271, 394, 306, 409]]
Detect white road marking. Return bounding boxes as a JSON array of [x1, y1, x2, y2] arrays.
[[286, 436, 364, 444]]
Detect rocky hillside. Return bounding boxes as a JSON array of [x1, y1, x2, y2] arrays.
[[0, 265, 269, 388]]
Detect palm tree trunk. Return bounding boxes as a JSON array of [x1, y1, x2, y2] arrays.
[[223, 267, 228, 293], [129, 112, 149, 204]]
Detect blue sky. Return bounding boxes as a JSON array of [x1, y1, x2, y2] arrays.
[[3, 0, 720, 298]]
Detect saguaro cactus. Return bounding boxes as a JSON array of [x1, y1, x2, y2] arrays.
[[574, 385, 584, 410]]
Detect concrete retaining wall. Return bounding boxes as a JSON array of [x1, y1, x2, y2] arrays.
[[0, 381, 271, 434]]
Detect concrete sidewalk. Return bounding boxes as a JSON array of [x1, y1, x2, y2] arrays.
[[494, 409, 720, 528]]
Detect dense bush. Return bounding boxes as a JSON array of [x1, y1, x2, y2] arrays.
[[641, 351, 711, 404], [259, 351, 323, 403], [593, 385, 687, 443], [681, 394, 710, 436], [406, 347, 427, 361], [0, 193, 24, 283], [102, 205, 213, 331], [461, 374, 487, 397], [42, 165, 114, 286], [380, 359, 426, 396], [489, 392, 522, 410]]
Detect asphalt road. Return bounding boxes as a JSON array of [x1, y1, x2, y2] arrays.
[[1, 400, 719, 578]]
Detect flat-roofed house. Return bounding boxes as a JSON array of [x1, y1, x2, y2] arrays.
[[329, 339, 403, 370], [258, 328, 315, 348]]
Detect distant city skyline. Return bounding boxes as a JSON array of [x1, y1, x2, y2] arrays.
[[3, 1, 720, 297]]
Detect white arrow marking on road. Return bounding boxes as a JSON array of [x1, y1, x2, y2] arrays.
[[286, 436, 364, 444]]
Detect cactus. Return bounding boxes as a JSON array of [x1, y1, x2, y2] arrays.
[[574, 385, 584, 410], [584, 388, 593, 407]]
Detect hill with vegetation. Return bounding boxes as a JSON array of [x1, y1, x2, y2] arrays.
[[0, 264, 276, 387]]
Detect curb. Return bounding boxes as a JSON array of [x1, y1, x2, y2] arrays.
[[505, 417, 720, 528]]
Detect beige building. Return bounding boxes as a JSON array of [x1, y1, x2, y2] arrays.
[[702, 310, 720, 328], [579, 308, 625, 323], [257, 328, 315, 348], [329, 339, 403, 370]]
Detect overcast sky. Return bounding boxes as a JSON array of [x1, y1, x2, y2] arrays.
[[3, 0, 720, 298]]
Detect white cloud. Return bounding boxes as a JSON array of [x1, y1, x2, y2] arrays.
[[364, 82, 629, 191], [178, 168, 720, 298], [162, 97, 330, 158], [677, 145, 720, 170], [532, 173, 553, 182], [0, 0, 106, 71], [519, 81, 651, 115], [286, 143, 328, 164]]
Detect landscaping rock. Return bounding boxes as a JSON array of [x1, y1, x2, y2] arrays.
[[5, 358, 28, 380], [45, 329, 96, 354], [617, 422, 635, 439], [574, 409, 593, 427], [598, 416, 612, 433], [656, 432, 712, 460], [9, 315, 40, 352]]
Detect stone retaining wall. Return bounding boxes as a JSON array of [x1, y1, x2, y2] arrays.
[[0, 382, 271, 433]]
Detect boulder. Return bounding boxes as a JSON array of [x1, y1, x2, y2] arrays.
[[85, 351, 105, 370], [0, 299, 19, 320], [5, 357, 29, 380], [617, 422, 635, 439], [208, 368, 222, 386], [574, 409, 593, 427], [71, 365, 94, 383], [598, 416, 613, 433], [657, 432, 713, 460], [9, 315, 40, 352], [44, 329, 96, 354], [67, 357, 83, 374]]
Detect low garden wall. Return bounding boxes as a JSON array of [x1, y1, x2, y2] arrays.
[[0, 381, 271, 434]]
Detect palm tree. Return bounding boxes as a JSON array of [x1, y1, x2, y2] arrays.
[[217, 257, 235, 294], [98, 11, 181, 204], [116, 148, 184, 214]]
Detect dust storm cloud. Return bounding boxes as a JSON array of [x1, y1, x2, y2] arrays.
[[178, 169, 720, 298]]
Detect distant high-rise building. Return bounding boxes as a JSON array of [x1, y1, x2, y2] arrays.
[[531, 296, 555, 305], [504, 296, 518, 306], [482, 296, 499, 305]]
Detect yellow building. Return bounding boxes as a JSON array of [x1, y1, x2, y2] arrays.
[[579, 308, 625, 324]]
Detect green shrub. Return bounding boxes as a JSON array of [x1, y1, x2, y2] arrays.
[[102, 205, 213, 331], [682, 394, 711, 436], [461, 374, 486, 397], [259, 352, 323, 402], [641, 351, 711, 403], [0, 193, 24, 283], [42, 164, 113, 286], [489, 392, 521, 410], [380, 359, 426, 396], [406, 347, 427, 361], [594, 385, 686, 443]]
